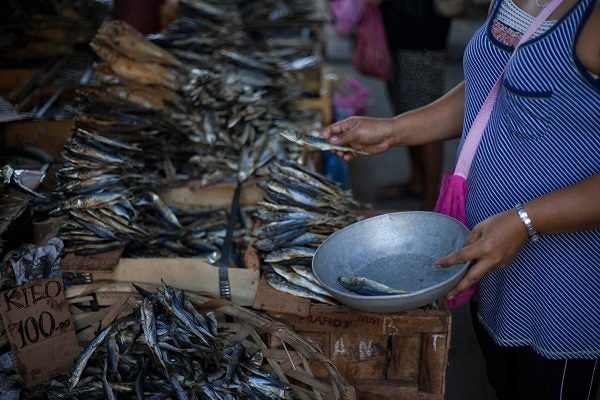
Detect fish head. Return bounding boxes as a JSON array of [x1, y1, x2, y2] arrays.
[[277, 129, 299, 142], [1, 165, 14, 183], [338, 275, 360, 290]]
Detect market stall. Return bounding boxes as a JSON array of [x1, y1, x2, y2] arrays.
[[0, 1, 459, 399]]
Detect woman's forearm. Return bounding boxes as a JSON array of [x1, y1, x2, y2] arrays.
[[389, 81, 465, 147], [524, 174, 600, 235]]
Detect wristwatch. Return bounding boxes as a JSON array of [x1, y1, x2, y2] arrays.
[[515, 203, 540, 242]]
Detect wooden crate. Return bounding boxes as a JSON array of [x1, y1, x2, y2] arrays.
[[159, 178, 265, 210], [0, 68, 39, 95], [2, 120, 74, 158], [60, 230, 261, 307], [57, 179, 265, 307], [296, 66, 332, 126], [254, 278, 451, 400]]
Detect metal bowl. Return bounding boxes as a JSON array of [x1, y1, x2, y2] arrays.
[[312, 211, 470, 313]]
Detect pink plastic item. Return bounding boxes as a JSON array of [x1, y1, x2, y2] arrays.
[[435, 0, 565, 308], [329, 0, 367, 36], [332, 78, 370, 117], [352, 3, 393, 81]]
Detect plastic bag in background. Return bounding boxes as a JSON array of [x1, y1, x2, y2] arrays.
[[323, 75, 370, 188], [329, 0, 367, 36], [352, 3, 393, 80], [0, 237, 63, 288], [332, 78, 370, 120]]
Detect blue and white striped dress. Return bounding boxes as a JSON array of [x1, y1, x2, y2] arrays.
[[462, 0, 600, 359]]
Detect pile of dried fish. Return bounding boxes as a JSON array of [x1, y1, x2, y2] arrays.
[[49, 22, 248, 258], [254, 161, 362, 304], [53, 88, 253, 261], [50, 19, 326, 259], [91, 20, 316, 182], [235, 0, 327, 24], [27, 283, 293, 399], [150, 0, 246, 60]]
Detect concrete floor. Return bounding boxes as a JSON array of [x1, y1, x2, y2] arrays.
[[324, 16, 497, 400]]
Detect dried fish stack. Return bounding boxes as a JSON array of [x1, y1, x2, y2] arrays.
[[150, 0, 247, 62], [91, 20, 319, 182], [236, 0, 327, 24], [52, 19, 325, 260], [27, 283, 294, 399], [54, 89, 252, 260], [254, 161, 363, 304]]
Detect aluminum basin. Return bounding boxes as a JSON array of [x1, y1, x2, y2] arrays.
[[312, 211, 470, 313]]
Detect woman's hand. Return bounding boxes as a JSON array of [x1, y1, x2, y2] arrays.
[[436, 208, 529, 300], [320, 116, 395, 161]]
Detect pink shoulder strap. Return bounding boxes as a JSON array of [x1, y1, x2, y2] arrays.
[[454, 0, 565, 177]]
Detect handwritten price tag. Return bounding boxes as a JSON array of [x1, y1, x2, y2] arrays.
[[0, 278, 80, 386]]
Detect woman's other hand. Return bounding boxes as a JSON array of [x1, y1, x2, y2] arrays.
[[320, 116, 395, 161], [436, 208, 529, 300]]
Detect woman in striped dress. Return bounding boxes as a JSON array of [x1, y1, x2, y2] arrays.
[[322, 0, 599, 398]]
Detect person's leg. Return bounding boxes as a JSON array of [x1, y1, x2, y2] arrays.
[[470, 301, 524, 399], [377, 51, 423, 200], [377, 50, 447, 205], [397, 49, 446, 210], [472, 301, 600, 400], [522, 349, 600, 400]]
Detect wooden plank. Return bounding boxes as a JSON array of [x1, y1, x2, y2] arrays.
[[387, 335, 421, 383], [328, 334, 388, 380], [0, 68, 38, 94], [253, 277, 311, 317], [296, 96, 331, 126], [92, 258, 259, 306], [243, 236, 261, 272], [72, 308, 111, 331], [61, 248, 123, 272], [160, 179, 264, 209], [67, 295, 95, 305], [3, 120, 74, 158], [65, 281, 140, 299], [352, 382, 443, 400], [418, 333, 449, 394], [271, 309, 449, 336], [94, 292, 133, 307], [100, 295, 132, 329]]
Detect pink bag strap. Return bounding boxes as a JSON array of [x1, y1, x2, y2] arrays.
[[454, 0, 565, 177]]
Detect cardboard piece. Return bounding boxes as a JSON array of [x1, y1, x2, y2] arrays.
[[61, 247, 123, 272], [0, 278, 80, 386]]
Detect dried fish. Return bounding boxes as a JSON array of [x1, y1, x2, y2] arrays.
[[265, 271, 336, 306], [278, 129, 367, 155], [338, 276, 410, 296], [49, 283, 293, 399]]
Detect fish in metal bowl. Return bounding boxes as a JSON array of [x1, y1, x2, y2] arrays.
[[312, 211, 470, 313]]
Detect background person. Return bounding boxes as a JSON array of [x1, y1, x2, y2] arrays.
[[375, 0, 451, 210]]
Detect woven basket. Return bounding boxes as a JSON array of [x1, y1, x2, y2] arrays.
[[65, 282, 356, 400], [187, 292, 357, 400]]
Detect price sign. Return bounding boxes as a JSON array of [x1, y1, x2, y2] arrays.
[[0, 277, 80, 386]]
